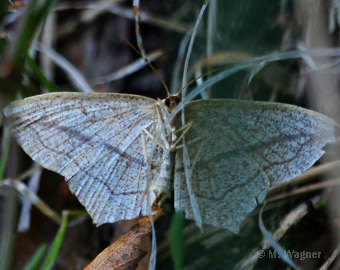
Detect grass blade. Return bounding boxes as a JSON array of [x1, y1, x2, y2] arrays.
[[39, 211, 68, 270], [1, 180, 62, 225], [0, 0, 8, 26], [10, 0, 58, 67], [26, 56, 56, 92], [259, 203, 301, 270], [23, 244, 47, 270], [0, 126, 10, 183], [37, 44, 93, 92], [169, 211, 184, 270]]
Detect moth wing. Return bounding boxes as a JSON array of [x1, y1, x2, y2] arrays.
[[174, 99, 338, 233], [4, 92, 169, 225]]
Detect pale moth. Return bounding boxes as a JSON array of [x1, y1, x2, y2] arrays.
[[3, 91, 338, 233]]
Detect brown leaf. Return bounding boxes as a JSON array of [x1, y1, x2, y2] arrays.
[[84, 211, 163, 270]]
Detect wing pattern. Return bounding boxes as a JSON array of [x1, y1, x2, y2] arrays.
[[4, 92, 172, 224], [174, 99, 338, 233]]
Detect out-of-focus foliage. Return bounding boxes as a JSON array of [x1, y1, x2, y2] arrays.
[[1, 1, 340, 270]]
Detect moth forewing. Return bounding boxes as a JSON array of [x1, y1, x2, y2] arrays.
[[174, 99, 338, 233], [3, 92, 174, 225]]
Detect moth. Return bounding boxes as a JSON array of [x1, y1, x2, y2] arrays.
[[3, 92, 338, 233]]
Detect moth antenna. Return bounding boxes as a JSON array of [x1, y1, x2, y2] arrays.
[[133, 4, 147, 59], [176, 65, 229, 97], [124, 39, 170, 97]]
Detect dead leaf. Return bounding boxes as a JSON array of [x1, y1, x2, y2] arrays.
[[84, 211, 163, 270]]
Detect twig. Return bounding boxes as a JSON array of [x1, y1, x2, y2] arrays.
[[319, 243, 340, 270], [92, 49, 162, 84], [17, 167, 43, 232], [36, 43, 93, 92], [56, 3, 190, 38], [236, 196, 320, 269], [268, 160, 340, 196], [268, 178, 340, 202], [1, 179, 62, 225]]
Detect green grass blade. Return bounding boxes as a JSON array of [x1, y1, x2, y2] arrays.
[[39, 211, 68, 270], [10, 0, 58, 67], [169, 211, 184, 270], [23, 244, 47, 270], [66, 210, 88, 217], [0, 126, 10, 183], [0, 0, 8, 26], [26, 56, 56, 92]]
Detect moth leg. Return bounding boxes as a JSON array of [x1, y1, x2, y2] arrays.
[[147, 122, 188, 167], [189, 138, 206, 176], [142, 127, 154, 141], [171, 122, 193, 151], [174, 122, 208, 150], [152, 103, 173, 150], [176, 136, 203, 150], [181, 138, 203, 229], [141, 130, 150, 167], [151, 192, 168, 211], [141, 129, 151, 200], [152, 103, 158, 138], [175, 121, 192, 134]]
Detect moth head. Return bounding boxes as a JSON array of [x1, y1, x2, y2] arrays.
[[163, 94, 180, 112]]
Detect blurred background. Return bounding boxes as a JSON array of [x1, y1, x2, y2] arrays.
[[1, 0, 340, 269]]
